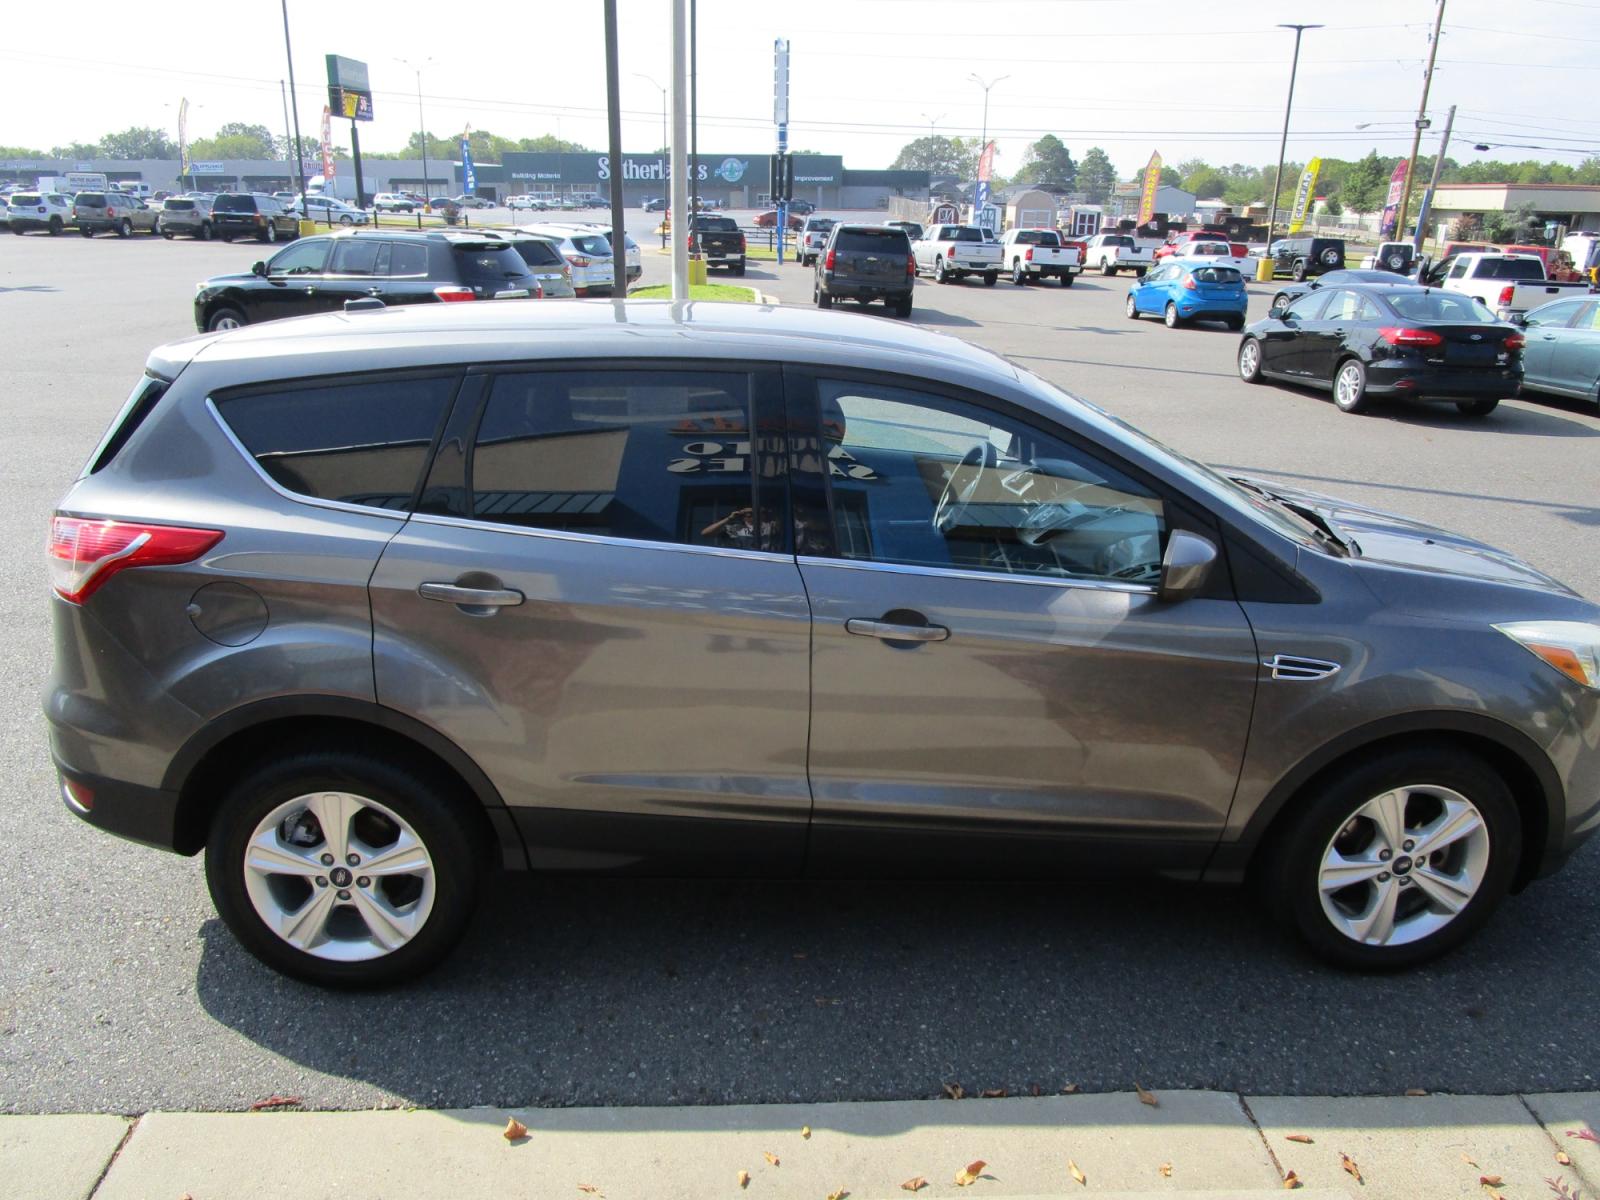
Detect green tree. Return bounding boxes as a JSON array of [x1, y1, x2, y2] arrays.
[[97, 126, 178, 159], [50, 141, 101, 159], [1322, 195, 1343, 217], [1159, 166, 1181, 188], [212, 123, 275, 157], [1342, 150, 1386, 215], [0, 143, 45, 157], [1076, 146, 1116, 204], [516, 134, 590, 153], [890, 135, 979, 180], [1182, 166, 1227, 199], [1016, 134, 1076, 190]]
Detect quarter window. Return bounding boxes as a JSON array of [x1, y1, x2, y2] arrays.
[[1284, 291, 1329, 321], [385, 243, 429, 276], [812, 381, 1166, 586]]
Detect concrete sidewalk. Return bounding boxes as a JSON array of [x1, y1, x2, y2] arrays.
[[3, 1090, 1596, 1200]]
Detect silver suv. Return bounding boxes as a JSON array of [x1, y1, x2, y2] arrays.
[[47, 303, 1600, 986], [158, 195, 216, 240]]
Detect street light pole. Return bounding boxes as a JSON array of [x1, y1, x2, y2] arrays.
[[1393, 0, 1446, 241], [967, 74, 1008, 162], [921, 112, 946, 138], [279, 0, 308, 214], [1264, 23, 1321, 263], [635, 75, 666, 153], [396, 57, 434, 207]]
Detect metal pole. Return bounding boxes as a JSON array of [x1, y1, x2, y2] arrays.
[[1394, 0, 1446, 241], [689, 0, 699, 257], [1265, 24, 1319, 252], [670, 0, 689, 299], [350, 121, 366, 210], [603, 0, 627, 295], [279, 0, 309, 214], [280, 81, 294, 193], [416, 72, 431, 207], [1412, 103, 1455, 256]]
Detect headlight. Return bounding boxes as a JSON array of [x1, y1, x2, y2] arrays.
[[1495, 621, 1600, 690]]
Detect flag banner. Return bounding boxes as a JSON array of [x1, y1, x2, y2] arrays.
[[178, 98, 190, 176], [462, 135, 476, 194], [977, 141, 995, 184], [1289, 157, 1322, 233], [320, 106, 335, 183], [1380, 159, 1408, 237], [1138, 151, 1162, 224]]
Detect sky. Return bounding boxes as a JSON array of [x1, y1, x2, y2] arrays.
[[5, 0, 1599, 178]]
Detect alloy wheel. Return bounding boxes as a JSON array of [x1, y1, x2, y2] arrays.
[[1239, 339, 1261, 380]]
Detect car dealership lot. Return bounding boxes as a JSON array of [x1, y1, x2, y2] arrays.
[[3, 227, 1599, 1113]]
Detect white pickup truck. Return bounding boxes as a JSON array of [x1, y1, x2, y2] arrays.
[[1083, 232, 1154, 277], [1421, 252, 1594, 320], [1000, 228, 1083, 287], [913, 224, 1002, 286]]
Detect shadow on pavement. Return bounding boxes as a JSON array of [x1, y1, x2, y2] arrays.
[[194, 840, 1600, 1111], [907, 309, 983, 328]]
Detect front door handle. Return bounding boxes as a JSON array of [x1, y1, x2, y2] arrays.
[[304, 286, 316, 295], [845, 618, 949, 643], [419, 582, 525, 609]]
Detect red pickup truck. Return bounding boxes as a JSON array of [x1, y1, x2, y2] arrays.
[[1154, 230, 1248, 261]]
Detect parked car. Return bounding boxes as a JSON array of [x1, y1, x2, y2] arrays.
[[1126, 260, 1248, 329], [1268, 268, 1424, 316], [373, 193, 419, 213], [1418, 252, 1593, 321], [813, 223, 914, 317], [1512, 295, 1600, 406], [1269, 236, 1346, 281], [74, 192, 158, 238], [1084, 232, 1153, 277], [191, 230, 542, 332], [1238, 284, 1523, 416], [754, 209, 804, 231], [7, 191, 73, 235], [158, 195, 216, 240], [293, 195, 371, 226], [912, 225, 1002, 286], [507, 195, 544, 212], [473, 231, 576, 298], [1154, 229, 1235, 261], [691, 214, 747, 274], [642, 197, 667, 212], [1357, 241, 1420, 275], [211, 193, 300, 244], [453, 195, 494, 210], [518, 223, 616, 295], [798, 216, 838, 266], [787, 199, 815, 215], [50, 300, 1600, 985], [884, 220, 924, 243], [1001, 228, 1083, 287]]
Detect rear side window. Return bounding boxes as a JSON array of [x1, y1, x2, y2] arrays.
[[85, 375, 168, 476], [836, 228, 908, 254], [568, 234, 611, 256], [511, 239, 564, 268], [1474, 258, 1546, 280], [10, 193, 41, 205], [215, 375, 457, 510], [386, 243, 429, 276], [330, 240, 383, 275], [76, 194, 107, 207], [452, 244, 533, 285]]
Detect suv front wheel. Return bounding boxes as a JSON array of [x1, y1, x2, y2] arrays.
[[205, 747, 484, 987]]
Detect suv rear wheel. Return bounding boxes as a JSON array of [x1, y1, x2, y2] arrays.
[[205, 748, 484, 987]]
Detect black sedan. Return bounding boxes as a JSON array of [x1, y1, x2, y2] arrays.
[[1268, 268, 1419, 316], [1238, 284, 1525, 416]]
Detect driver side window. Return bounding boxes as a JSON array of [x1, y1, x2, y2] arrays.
[[267, 239, 330, 276], [814, 380, 1167, 587]]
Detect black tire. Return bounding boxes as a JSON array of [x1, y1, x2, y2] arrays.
[[1333, 357, 1369, 413], [894, 295, 913, 319], [1456, 398, 1499, 417], [1060, 272, 1075, 287], [1101, 259, 1116, 276], [220, 234, 233, 243], [117, 218, 132, 238], [1012, 260, 1027, 286], [162, 230, 174, 239], [261, 221, 277, 244], [1134, 267, 1147, 279], [80, 225, 94, 238], [1238, 337, 1265, 383], [1226, 314, 1245, 332], [206, 306, 246, 333], [1125, 292, 1140, 320], [733, 259, 746, 276], [982, 271, 997, 287], [199, 222, 212, 241], [815, 282, 832, 309], [1164, 302, 1182, 329], [1292, 259, 1308, 282], [1259, 745, 1520, 970], [205, 747, 485, 987], [48, 216, 62, 235]]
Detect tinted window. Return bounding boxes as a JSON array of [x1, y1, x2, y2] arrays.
[[836, 228, 908, 254], [330, 239, 383, 275], [10, 194, 40, 205], [466, 370, 763, 548], [947, 228, 982, 243], [694, 216, 738, 232], [814, 381, 1165, 586], [76, 194, 107, 207], [568, 233, 611, 256], [1323, 291, 1380, 322], [1475, 258, 1546, 280], [87, 375, 168, 476], [267, 240, 331, 275], [1191, 267, 1241, 284], [510, 239, 564, 268], [213, 194, 256, 214], [1284, 292, 1329, 321], [452, 244, 534, 286], [163, 199, 196, 212], [1385, 292, 1495, 323], [216, 375, 456, 510], [1014, 230, 1061, 246], [386, 243, 429, 275]]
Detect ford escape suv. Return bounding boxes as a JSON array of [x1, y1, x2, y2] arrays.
[[47, 302, 1600, 987]]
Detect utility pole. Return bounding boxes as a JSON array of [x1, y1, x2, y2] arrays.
[[1263, 22, 1320, 270], [279, 0, 308, 214], [690, 0, 700, 258], [1394, 0, 1446, 242], [1411, 103, 1456, 255], [603, 0, 626, 291], [670, 0, 689, 299], [279, 82, 294, 193], [397, 58, 435, 208]]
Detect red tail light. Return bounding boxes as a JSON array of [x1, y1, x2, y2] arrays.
[[1504, 333, 1526, 352], [824, 248, 835, 270], [1379, 326, 1444, 348], [736, 232, 746, 250], [1183, 276, 1198, 290], [1498, 285, 1515, 307], [946, 244, 956, 258], [432, 285, 476, 302], [1025, 247, 1034, 262], [48, 516, 222, 605], [907, 254, 916, 277]]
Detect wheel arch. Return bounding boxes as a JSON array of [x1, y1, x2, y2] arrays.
[[163, 696, 512, 863], [1215, 714, 1560, 892]]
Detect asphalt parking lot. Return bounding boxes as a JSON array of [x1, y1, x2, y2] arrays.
[[2, 218, 1598, 1115]]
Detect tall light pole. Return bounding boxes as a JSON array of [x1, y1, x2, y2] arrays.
[[1394, 0, 1446, 241], [967, 73, 1008, 161], [396, 57, 434, 203], [635, 74, 667, 153], [1411, 103, 1455, 255], [279, 0, 308, 213], [1264, 23, 1321, 266], [921, 112, 946, 138], [669, 0, 689, 300]]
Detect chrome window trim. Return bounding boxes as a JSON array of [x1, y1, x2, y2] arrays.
[[797, 554, 1158, 596], [407, 510, 796, 564], [205, 398, 408, 522]]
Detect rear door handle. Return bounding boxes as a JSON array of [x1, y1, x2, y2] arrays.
[[419, 582, 525, 609], [844, 618, 949, 643]]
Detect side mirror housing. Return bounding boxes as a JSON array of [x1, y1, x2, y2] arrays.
[[1158, 530, 1219, 603], [1509, 312, 1528, 327], [251, 260, 267, 277]]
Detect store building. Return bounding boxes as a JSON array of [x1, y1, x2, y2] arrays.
[[1426, 182, 1600, 234]]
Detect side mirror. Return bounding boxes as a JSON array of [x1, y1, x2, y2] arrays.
[[1509, 312, 1528, 327], [1158, 530, 1219, 603], [251, 260, 267, 277]]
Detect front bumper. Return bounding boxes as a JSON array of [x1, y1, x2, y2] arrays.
[[1366, 361, 1522, 400]]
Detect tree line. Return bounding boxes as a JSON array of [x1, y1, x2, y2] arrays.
[[1, 126, 591, 164]]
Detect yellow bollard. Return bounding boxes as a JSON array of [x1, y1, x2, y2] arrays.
[[298, 219, 317, 238], [688, 257, 708, 286], [1255, 256, 1275, 282]]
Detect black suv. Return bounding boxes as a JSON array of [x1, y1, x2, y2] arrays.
[[193, 230, 545, 332], [813, 224, 915, 317], [1271, 236, 1346, 282], [211, 193, 300, 244]]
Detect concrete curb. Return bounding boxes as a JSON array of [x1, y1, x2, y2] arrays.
[[3, 1091, 1594, 1199]]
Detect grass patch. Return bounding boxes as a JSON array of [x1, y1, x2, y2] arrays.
[[627, 283, 757, 302]]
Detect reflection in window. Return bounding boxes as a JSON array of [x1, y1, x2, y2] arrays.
[[816, 381, 1166, 586]]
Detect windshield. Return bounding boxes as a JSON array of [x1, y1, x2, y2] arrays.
[[1474, 258, 1546, 281], [1387, 292, 1496, 323], [213, 195, 256, 213]]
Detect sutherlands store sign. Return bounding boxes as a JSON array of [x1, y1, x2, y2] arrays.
[[501, 152, 842, 188]]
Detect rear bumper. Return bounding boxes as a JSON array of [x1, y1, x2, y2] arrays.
[[1176, 299, 1248, 319], [822, 277, 913, 302], [54, 760, 188, 855], [1366, 362, 1522, 399]]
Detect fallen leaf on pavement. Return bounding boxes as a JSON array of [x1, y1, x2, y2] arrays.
[[1463, 1154, 1479, 1168], [502, 1117, 528, 1142], [1479, 1175, 1504, 1187], [738, 1170, 751, 1189], [764, 1152, 780, 1167], [943, 1083, 965, 1100], [1159, 1162, 1173, 1177], [1061, 1083, 1080, 1095], [980, 1088, 1006, 1099], [802, 1126, 812, 1140], [248, 1095, 302, 1111], [1569, 1129, 1600, 1145], [1483, 1190, 1505, 1200], [954, 1159, 987, 1187], [1283, 1170, 1301, 1190], [1341, 1152, 1363, 1183], [1556, 1151, 1572, 1165], [577, 1187, 600, 1196], [1404, 1088, 1428, 1097], [1135, 1083, 1158, 1107], [1286, 1134, 1314, 1144], [900, 1177, 928, 1192], [826, 1189, 848, 1200], [1069, 1159, 1086, 1186]]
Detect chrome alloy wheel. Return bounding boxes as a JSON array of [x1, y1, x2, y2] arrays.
[[1318, 785, 1490, 947], [1335, 362, 1364, 408], [243, 792, 436, 962], [1239, 339, 1260, 379]]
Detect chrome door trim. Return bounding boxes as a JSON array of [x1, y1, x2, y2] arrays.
[[406, 511, 797, 566], [419, 582, 525, 607], [1262, 653, 1341, 681], [844, 618, 950, 642], [797, 554, 1159, 596]]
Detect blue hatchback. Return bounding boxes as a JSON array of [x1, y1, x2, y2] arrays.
[[1127, 260, 1249, 330]]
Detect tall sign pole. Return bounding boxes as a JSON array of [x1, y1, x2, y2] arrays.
[[1394, 0, 1446, 242], [669, 0, 690, 299], [279, 0, 309, 214], [774, 38, 790, 266]]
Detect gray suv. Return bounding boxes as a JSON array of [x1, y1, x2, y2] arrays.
[[47, 303, 1600, 986]]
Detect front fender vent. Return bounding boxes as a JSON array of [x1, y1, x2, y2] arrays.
[[1262, 654, 1341, 681]]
